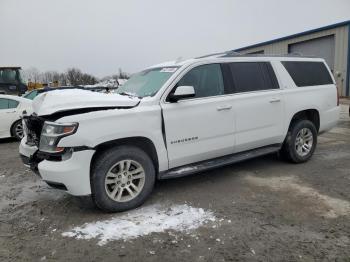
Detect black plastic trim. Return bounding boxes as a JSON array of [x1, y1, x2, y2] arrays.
[[220, 63, 235, 94], [159, 144, 282, 179], [44, 181, 67, 191], [160, 110, 167, 149]]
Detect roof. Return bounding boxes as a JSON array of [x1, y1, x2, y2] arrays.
[[233, 20, 350, 52], [147, 58, 197, 69], [0, 94, 32, 103], [146, 51, 326, 71]]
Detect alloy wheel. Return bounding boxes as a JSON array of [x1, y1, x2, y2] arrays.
[[295, 128, 313, 157], [104, 159, 145, 202], [15, 122, 24, 139]]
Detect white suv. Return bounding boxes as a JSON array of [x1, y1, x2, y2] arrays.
[[19, 53, 340, 212]]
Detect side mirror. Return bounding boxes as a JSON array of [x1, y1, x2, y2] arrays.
[[168, 86, 195, 102]]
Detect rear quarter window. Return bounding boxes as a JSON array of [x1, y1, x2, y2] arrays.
[[8, 99, 19, 108], [282, 61, 333, 87]]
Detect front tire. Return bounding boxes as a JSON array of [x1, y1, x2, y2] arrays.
[[91, 146, 155, 212], [281, 120, 317, 163]]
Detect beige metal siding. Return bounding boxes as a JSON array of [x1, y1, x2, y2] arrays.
[[239, 25, 349, 96]]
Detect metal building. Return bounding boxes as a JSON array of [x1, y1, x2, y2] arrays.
[[233, 20, 350, 97]]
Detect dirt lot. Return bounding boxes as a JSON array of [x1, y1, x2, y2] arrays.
[[1, 104, 349, 262]]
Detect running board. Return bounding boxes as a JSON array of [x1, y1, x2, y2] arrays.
[[159, 144, 281, 179]]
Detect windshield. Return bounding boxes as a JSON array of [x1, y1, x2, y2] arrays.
[[0, 68, 18, 84], [23, 90, 38, 100], [117, 67, 178, 97]]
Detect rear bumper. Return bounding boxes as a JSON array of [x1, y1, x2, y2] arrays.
[[19, 137, 94, 196], [319, 106, 340, 133]]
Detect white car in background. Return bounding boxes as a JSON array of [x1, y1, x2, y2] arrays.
[[0, 95, 32, 140]]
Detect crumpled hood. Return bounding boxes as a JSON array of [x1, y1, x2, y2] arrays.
[[32, 89, 140, 116]]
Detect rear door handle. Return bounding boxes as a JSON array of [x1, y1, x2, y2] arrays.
[[217, 105, 232, 111], [269, 98, 281, 103], [6, 111, 16, 113]]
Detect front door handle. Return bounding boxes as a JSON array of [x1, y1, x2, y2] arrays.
[[217, 105, 232, 111], [6, 111, 16, 113], [269, 98, 281, 103]]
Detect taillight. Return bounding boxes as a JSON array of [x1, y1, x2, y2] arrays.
[[336, 86, 339, 106]]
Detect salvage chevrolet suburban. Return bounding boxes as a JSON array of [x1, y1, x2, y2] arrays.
[[19, 52, 340, 212]]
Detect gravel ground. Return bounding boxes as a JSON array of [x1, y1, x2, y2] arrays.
[[0, 104, 349, 262]]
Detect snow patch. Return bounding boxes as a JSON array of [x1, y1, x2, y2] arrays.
[[62, 204, 216, 245]]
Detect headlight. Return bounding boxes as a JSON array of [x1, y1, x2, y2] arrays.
[[39, 121, 78, 153]]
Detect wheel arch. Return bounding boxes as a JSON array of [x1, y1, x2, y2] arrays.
[[90, 136, 160, 175], [10, 118, 22, 137], [288, 109, 320, 133]]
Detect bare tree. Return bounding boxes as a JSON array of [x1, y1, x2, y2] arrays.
[[22, 67, 41, 83], [59, 73, 68, 86], [23, 67, 98, 86], [41, 71, 60, 83], [65, 68, 97, 86], [118, 68, 129, 79]]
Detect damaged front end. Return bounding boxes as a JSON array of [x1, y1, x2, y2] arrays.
[[24, 114, 44, 147], [21, 114, 46, 175], [21, 112, 86, 174], [20, 104, 138, 174], [19, 89, 141, 195], [20, 111, 96, 195]]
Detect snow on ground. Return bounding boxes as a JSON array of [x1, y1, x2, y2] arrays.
[[62, 204, 216, 246]]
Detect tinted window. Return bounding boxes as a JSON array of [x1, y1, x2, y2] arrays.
[[8, 99, 19, 108], [176, 64, 224, 98], [24, 90, 38, 100], [228, 62, 278, 93], [282, 61, 333, 87], [0, 99, 9, 109]]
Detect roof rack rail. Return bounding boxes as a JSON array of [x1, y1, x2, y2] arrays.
[[220, 51, 316, 58], [195, 52, 227, 59], [195, 50, 316, 59], [196, 50, 245, 59]]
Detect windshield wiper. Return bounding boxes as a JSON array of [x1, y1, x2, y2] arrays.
[[118, 92, 136, 97], [118, 92, 143, 99]]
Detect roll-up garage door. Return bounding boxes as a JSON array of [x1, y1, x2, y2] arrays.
[[288, 35, 335, 71]]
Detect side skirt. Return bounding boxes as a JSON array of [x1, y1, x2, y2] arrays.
[[159, 144, 281, 179]]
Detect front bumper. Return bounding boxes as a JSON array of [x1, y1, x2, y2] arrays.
[[19, 138, 95, 196]]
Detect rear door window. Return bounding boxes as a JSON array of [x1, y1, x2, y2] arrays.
[[282, 61, 333, 87], [228, 62, 279, 93]]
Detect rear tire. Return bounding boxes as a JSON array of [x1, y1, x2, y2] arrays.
[[11, 120, 24, 140], [91, 146, 155, 212], [280, 120, 317, 163]]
